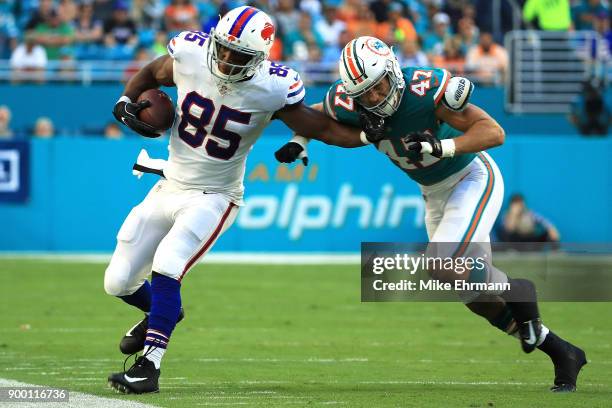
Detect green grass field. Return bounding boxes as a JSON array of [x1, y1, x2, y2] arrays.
[[0, 259, 611, 407]]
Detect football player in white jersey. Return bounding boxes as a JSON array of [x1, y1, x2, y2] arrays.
[[105, 6, 365, 394]]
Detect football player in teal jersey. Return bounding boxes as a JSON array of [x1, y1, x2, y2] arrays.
[[275, 36, 586, 392]]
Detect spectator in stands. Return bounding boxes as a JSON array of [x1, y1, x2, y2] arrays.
[[321, 29, 353, 63], [569, 78, 610, 136], [422, 12, 451, 58], [593, 11, 612, 55], [387, 2, 417, 46], [0, 1, 19, 59], [275, 0, 301, 39], [337, 0, 362, 25], [10, 33, 47, 83], [58, 0, 78, 23], [404, 0, 428, 34], [423, 0, 444, 31], [284, 11, 324, 61], [151, 30, 169, 57], [369, 0, 393, 23], [315, 4, 347, 50], [299, 0, 322, 17], [0, 105, 13, 139], [456, 16, 479, 56], [32, 9, 76, 60], [346, 1, 386, 39], [465, 32, 508, 85], [498, 193, 560, 245], [33, 117, 54, 138], [104, 122, 123, 139], [523, 0, 572, 31], [103, 1, 138, 59], [443, 0, 471, 32], [73, 1, 104, 59], [104, 1, 137, 46], [164, 0, 199, 34], [93, 0, 116, 23], [397, 37, 429, 67], [573, 0, 609, 31], [131, 0, 165, 29], [432, 36, 465, 74], [25, 0, 55, 30]]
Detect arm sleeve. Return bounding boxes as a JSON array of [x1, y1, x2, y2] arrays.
[[283, 69, 306, 107], [322, 81, 361, 126], [167, 31, 208, 78], [430, 67, 451, 107]]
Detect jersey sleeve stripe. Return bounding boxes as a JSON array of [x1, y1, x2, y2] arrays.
[[433, 69, 451, 105], [289, 80, 303, 90], [287, 85, 304, 98], [167, 38, 176, 55]]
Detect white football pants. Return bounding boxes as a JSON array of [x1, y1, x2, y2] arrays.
[[104, 179, 239, 296], [420, 152, 507, 300]]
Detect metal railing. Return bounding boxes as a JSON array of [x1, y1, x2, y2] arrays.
[[505, 30, 610, 114], [0, 59, 339, 85], [0, 58, 500, 86]]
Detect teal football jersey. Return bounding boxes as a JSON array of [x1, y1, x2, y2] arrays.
[[323, 67, 476, 186]]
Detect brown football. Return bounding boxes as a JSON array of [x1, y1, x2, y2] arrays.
[[137, 89, 175, 133]]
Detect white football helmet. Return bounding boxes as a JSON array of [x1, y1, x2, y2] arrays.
[[208, 6, 276, 83], [339, 36, 405, 117]]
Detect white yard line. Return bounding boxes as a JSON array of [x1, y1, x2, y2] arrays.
[[1, 251, 611, 265], [0, 378, 160, 408]]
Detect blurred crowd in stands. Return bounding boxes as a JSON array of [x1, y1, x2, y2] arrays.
[[0, 0, 609, 85], [0, 0, 610, 139]]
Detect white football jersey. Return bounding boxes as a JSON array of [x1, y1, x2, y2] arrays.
[[163, 31, 305, 204]]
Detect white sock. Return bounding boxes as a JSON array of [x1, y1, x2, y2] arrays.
[[143, 345, 165, 369], [537, 324, 550, 346]]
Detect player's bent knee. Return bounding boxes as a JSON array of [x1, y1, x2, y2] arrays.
[[104, 256, 135, 296]]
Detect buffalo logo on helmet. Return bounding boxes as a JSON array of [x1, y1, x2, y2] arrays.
[[260, 22, 275, 44]]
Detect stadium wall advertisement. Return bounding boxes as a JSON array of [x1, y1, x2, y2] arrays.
[[0, 136, 610, 252]]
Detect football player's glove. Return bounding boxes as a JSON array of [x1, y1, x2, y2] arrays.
[[358, 106, 386, 144], [405, 131, 456, 158], [113, 97, 160, 138], [274, 136, 309, 166]]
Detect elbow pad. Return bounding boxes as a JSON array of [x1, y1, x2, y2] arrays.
[[442, 76, 474, 112]]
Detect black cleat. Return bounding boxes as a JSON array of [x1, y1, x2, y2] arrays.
[[120, 308, 184, 355], [517, 318, 543, 354], [108, 355, 160, 394], [550, 342, 587, 393]]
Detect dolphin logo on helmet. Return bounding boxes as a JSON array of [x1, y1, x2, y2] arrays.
[[339, 36, 405, 117]]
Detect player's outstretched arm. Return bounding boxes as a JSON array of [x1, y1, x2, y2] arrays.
[[113, 55, 175, 137], [435, 103, 505, 155], [275, 103, 366, 148]]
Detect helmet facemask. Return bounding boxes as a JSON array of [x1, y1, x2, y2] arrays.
[[348, 59, 405, 117], [207, 28, 265, 83]]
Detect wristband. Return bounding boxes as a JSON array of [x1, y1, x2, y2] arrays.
[[117, 95, 132, 104], [290, 135, 310, 149], [440, 138, 456, 158], [359, 131, 371, 145]]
